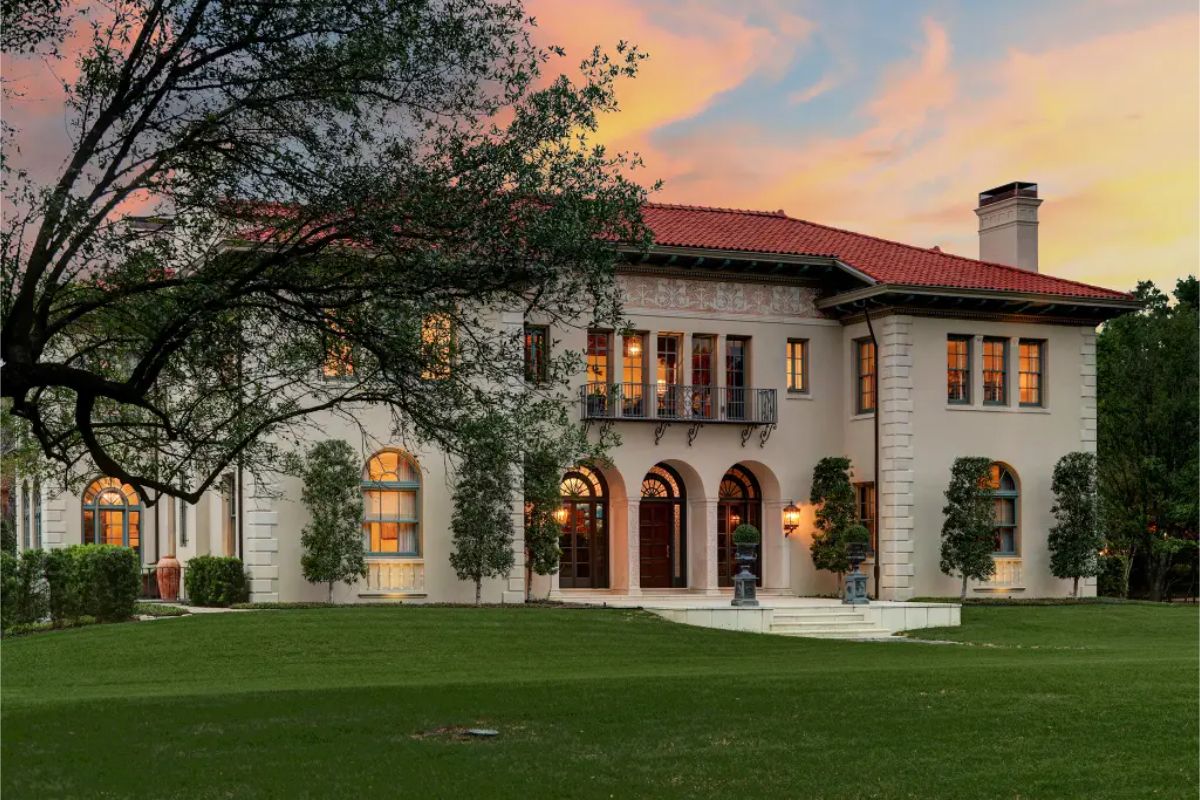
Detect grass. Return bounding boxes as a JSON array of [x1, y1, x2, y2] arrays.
[[2, 604, 1195, 799]]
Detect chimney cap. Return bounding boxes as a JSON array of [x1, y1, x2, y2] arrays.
[[978, 181, 1038, 207]]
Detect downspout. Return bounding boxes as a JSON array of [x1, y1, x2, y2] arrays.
[[862, 304, 881, 598]]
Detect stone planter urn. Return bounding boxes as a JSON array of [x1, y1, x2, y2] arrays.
[[156, 554, 182, 601], [842, 537, 870, 605], [730, 524, 761, 607]]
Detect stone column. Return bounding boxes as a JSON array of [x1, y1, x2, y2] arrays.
[[877, 315, 916, 601], [763, 498, 790, 591]]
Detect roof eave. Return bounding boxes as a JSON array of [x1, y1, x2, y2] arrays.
[[817, 283, 1141, 322]]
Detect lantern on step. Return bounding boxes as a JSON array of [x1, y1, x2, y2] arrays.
[[782, 501, 801, 537]]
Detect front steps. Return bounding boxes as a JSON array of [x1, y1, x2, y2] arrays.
[[768, 608, 891, 639]]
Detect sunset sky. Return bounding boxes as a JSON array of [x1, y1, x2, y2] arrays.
[[6, 1, 1197, 294], [527, 0, 1198, 293]]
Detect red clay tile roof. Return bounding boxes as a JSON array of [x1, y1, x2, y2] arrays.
[[641, 203, 1132, 302]]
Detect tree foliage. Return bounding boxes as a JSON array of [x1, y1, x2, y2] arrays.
[[1097, 277, 1198, 599], [449, 413, 516, 605], [1047, 452, 1103, 597], [808, 456, 858, 581], [288, 439, 367, 601], [1, 0, 652, 505], [940, 456, 996, 599]]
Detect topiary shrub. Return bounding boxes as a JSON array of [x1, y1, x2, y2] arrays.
[[72, 545, 139, 622], [2, 549, 52, 633], [44, 546, 81, 623], [185, 555, 250, 607], [732, 523, 761, 545], [1097, 553, 1129, 597]]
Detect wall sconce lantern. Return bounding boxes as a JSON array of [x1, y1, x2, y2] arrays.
[[782, 501, 801, 537], [553, 506, 570, 526]]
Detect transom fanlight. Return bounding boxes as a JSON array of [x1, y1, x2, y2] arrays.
[[560, 465, 604, 498], [641, 464, 681, 499], [82, 477, 141, 507], [365, 450, 419, 483], [986, 463, 1017, 492], [718, 465, 758, 500]]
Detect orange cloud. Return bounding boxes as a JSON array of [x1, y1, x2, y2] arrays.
[[526, 0, 813, 147], [634, 13, 1199, 293]]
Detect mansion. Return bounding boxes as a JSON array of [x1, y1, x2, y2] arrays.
[[15, 182, 1138, 604]]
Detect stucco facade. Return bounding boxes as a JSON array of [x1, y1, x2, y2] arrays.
[[14, 196, 1133, 604]]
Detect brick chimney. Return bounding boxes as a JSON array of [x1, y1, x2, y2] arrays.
[[974, 181, 1042, 272]]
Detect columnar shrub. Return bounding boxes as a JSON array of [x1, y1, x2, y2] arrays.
[[288, 440, 368, 601], [809, 456, 859, 586], [1048, 451, 1104, 597], [44, 546, 80, 622], [449, 413, 516, 605], [185, 556, 250, 607], [940, 457, 997, 599]]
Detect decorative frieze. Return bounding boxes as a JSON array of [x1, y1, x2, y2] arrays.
[[619, 275, 821, 318]]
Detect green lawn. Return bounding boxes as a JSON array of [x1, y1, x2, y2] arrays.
[[2, 604, 1196, 799]]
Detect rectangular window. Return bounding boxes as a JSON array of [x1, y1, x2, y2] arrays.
[[726, 337, 749, 420], [221, 474, 237, 557], [21, 483, 30, 550], [786, 339, 809, 394], [321, 320, 354, 379], [692, 334, 715, 419], [178, 497, 189, 547], [855, 338, 876, 414], [622, 332, 646, 416], [1019, 339, 1045, 406], [32, 481, 41, 549], [982, 338, 1008, 405], [656, 333, 682, 418], [855, 482, 876, 554], [421, 313, 454, 380], [523, 325, 548, 384], [586, 330, 611, 385], [946, 336, 971, 404]]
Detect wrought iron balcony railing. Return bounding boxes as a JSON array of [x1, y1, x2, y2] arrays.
[[579, 382, 777, 425]]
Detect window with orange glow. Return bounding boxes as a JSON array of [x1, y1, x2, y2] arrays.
[[362, 449, 421, 555], [1019, 340, 1044, 406], [321, 322, 354, 379], [81, 477, 142, 551], [421, 314, 454, 379]]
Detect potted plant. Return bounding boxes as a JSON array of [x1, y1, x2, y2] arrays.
[[731, 523, 761, 607]]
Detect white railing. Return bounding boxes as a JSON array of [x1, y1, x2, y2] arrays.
[[364, 559, 425, 594]]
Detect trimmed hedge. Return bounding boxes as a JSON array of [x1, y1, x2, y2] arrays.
[[2, 545, 138, 632], [185, 556, 250, 607]]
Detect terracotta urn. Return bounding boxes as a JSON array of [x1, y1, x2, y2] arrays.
[[156, 554, 182, 601]]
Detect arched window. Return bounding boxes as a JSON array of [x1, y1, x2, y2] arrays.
[[559, 465, 609, 589], [988, 463, 1019, 555], [363, 450, 421, 555], [718, 465, 762, 587], [82, 477, 143, 551]]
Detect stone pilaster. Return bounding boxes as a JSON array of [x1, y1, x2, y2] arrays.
[[502, 498, 526, 604], [41, 486, 67, 550], [625, 499, 641, 595], [1080, 329, 1097, 454], [242, 473, 280, 603], [691, 498, 719, 594], [877, 315, 916, 600]]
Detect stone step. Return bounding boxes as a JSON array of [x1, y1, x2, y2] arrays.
[[771, 612, 868, 623], [770, 625, 892, 639], [770, 618, 872, 629]]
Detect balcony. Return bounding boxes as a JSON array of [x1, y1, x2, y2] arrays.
[[579, 382, 777, 429]]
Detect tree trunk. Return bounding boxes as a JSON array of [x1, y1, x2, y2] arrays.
[[960, 572, 968, 601], [328, 581, 334, 603], [1072, 576, 1079, 598], [475, 580, 481, 606], [525, 557, 532, 603]]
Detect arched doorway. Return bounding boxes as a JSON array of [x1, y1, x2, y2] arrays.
[[559, 466, 609, 589], [639, 464, 687, 589], [718, 465, 762, 587]]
